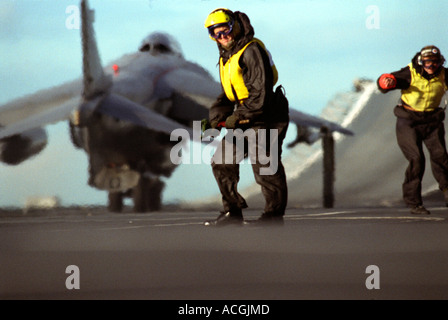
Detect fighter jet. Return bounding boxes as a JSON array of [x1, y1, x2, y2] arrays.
[[0, 0, 353, 212]]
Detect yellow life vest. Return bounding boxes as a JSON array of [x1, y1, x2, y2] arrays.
[[219, 38, 278, 102], [401, 63, 447, 112]]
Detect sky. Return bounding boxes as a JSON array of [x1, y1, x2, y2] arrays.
[[1, 0, 448, 208]]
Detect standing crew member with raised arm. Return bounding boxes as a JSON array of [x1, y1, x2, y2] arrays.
[[378, 45, 448, 215]]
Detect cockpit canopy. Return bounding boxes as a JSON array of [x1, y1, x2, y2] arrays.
[[139, 32, 183, 58]]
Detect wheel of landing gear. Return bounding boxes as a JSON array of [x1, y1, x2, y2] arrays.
[[108, 192, 123, 213], [133, 176, 164, 212], [133, 177, 150, 212]]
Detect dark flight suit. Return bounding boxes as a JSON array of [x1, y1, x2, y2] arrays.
[[378, 57, 448, 207]]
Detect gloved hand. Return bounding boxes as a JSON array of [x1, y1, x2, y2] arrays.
[[210, 120, 219, 129], [210, 120, 227, 129], [225, 114, 239, 129], [378, 73, 396, 90]]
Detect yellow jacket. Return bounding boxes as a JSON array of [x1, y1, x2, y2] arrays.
[[401, 63, 447, 112], [219, 38, 278, 103]]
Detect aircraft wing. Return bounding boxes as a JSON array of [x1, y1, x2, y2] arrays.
[[289, 108, 353, 136], [159, 64, 222, 122], [0, 96, 81, 140], [0, 82, 81, 165], [287, 107, 354, 147], [95, 93, 193, 136], [163, 67, 221, 105], [0, 79, 83, 140], [0, 80, 82, 127]]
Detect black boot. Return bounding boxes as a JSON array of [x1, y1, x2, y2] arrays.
[[245, 212, 284, 226], [204, 211, 244, 227], [410, 205, 430, 215]]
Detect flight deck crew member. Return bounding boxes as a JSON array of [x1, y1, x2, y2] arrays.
[[377, 45, 448, 215], [203, 8, 289, 226]]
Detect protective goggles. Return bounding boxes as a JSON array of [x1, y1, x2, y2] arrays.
[[208, 21, 234, 39], [422, 58, 441, 67]]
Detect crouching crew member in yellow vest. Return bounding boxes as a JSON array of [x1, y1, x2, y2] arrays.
[[378, 45, 448, 215], [204, 8, 289, 226]]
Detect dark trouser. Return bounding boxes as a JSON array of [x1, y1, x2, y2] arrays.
[[211, 122, 288, 216], [396, 114, 448, 207]]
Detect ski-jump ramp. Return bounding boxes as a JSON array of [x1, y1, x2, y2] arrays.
[[247, 82, 444, 209]]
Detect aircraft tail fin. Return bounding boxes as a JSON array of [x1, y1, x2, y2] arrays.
[[80, 0, 112, 99]]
